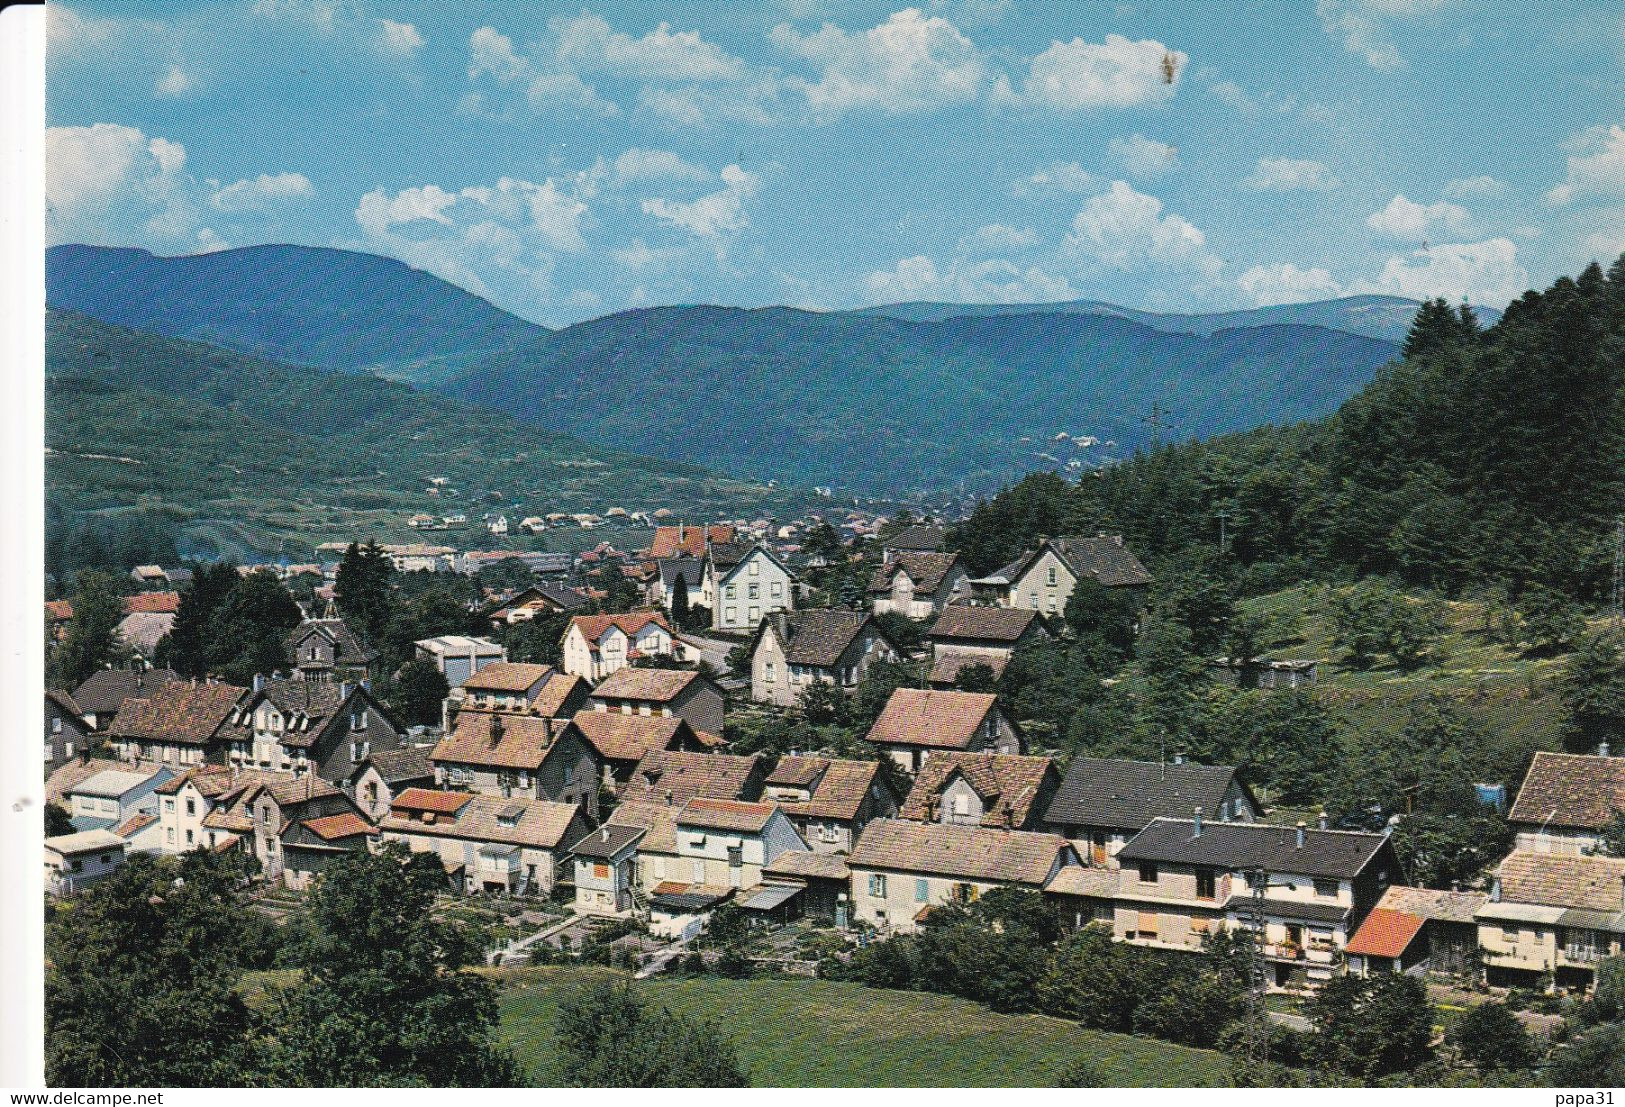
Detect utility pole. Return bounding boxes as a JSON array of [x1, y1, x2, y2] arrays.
[[1142, 402, 1172, 450], [1241, 866, 1269, 1081], [1612, 516, 1623, 638], [1215, 509, 1232, 556]]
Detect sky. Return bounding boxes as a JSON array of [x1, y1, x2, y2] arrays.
[[44, 0, 1625, 326]]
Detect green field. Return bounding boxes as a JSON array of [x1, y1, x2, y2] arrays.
[[494, 966, 1235, 1088]]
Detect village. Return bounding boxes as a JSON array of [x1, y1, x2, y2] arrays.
[[41, 514, 1625, 1028]]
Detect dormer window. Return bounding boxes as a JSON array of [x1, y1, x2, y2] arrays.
[[352, 711, 367, 731]]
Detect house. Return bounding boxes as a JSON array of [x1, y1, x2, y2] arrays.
[[348, 747, 435, 821], [925, 606, 1047, 687], [64, 765, 174, 835], [967, 534, 1152, 615], [45, 690, 93, 774], [760, 756, 898, 853], [413, 635, 507, 686], [116, 611, 175, 661], [587, 667, 725, 738], [430, 710, 602, 815], [561, 613, 677, 680], [486, 583, 590, 626], [380, 788, 589, 896], [569, 820, 652, 917], [898, 753, 1059, 831], [1476, 851, 1625, 992], [152, 765, 287, 854], [847, 818, 1082, 933], [617, 749, 765, 807], [664, 798, 808, 891], [645, 557, 705, 614], [1209, 657, 1319, 690], [864, 688, 1023, 774], [882, 523, 947, 560], [220, 678, 405, 786], [747, 609, 900, 708], [129, 564, 168, 589], [762, 850, 853, 923], [45, 599, 73, 642], [1346, 885, 1487, 978], [1507, 750, 1625, 856], [205, 775, 377, 890], [868, 552, 969, 620], [564, 715, 716, 791], [287, 618, 378, 682], [1041, 757, 1259, 868], [1113, 817, 1400, 992], [45, 829, 128, 895], [702, 542, 798, 632], [454, 662, 589, 720], [106, 679, 248, 767], [647, 523, 734, 560], [70, 667, 178, 730]]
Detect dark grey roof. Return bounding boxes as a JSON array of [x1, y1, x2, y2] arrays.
[[982, 535, 1152, 589], [569, 823, 646, 859], [71, 668, 179, 715], [1044, 758, 1246, 831], [651, 888, 732, 912], [708, 541, 754, 570], [535, 582, 591, 610], [1118, 818, 1393, 881], [658, 557, 705, 590], [761, 609, 885, 668], [365, 746, 434, 785], [886, 524, 947, 552], [1221, 894, 1352, 924], [288, 618, 377, 666]]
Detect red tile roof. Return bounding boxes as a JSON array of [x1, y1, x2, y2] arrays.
[[570, 612, 673, 644], [302, 812, 379, 840], [1345, 908, 1426, 958], [865, 688, 1001, 751], [648, 524, 734, 559], [392, 788, 474, 815], [125, 592, 182, 614]]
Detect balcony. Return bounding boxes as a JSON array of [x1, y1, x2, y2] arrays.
[[1565, 945, 1607, 963]]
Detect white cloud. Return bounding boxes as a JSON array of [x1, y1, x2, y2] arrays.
[[1245, 157, 1340, 192], [467, 26, 621, 118], [1022, 35, 1184, 111], [46, 123, 211, 247], [469, 26, 530, 83], [1015, 161, 1096, 195], [770, 8, 989, 117], [252, 0, 425, 59], [155, 64, 194, 97], [1315, 0, 1405, 70], [635, 82, 782, 127], [527, 72, 622, 117], [209, 171, 315, 213], [863, 254, 1075, 303], [611, 238, 684, 272], [1238, 262, 1344, 305], [1107, 134, 1179, 179], [550, 12, 747, 82], [612, 148, 714, 185], [958, 223, 1039, 253], [354, 184, 458, 236], [641, 164, 762, 238], [1062, 180, 1221, 275], [376, 19, 423, 57], [1207, 78, 1257, 114], [1442, 174, 1504, 199], [1365, 194, 1470, 239], [1351, 238, 1528, 305], [1546, 124, 1625, 205]]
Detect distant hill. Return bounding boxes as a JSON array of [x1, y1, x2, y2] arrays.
[[44, 310, 792, 563], [849, 295, 1499, 345], [445, 305, 1399, 493], [45, 243, 547, 370]]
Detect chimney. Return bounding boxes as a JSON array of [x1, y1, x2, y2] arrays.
[[253, 673, 264, 693], [600, 826, 610, 842], [1317, 810, 1329, 830], [489, 714, 504, 746], [1385, 814, 1400, 837], [1295, 821, 1306, 849], [1490, 877, 1501, 903], [1172, 750, 1185, 766], [1601, 741, 1612, 758], [1192, 806, 1203, 837], [340, 680, 351, 701]]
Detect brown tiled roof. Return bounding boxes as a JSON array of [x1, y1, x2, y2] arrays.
[[590, 667, 702, 703], [764, 609, 878, 667], [70, 668, 179, 716], [383, 793, 583, 849], [432, 711, 561, 771], [619, 749, 761, 806], [865, 688, 1001, 751], [1495, 850, 1625, 912], [46, 599, 73, 622], [125, 591, 182, 614], [570, 712, 692, 764], [766, 756, 883, 822], [764, 851, 851, 882], [604, 800, 679, 853], [46, 688, 86, 720], [154, 764, 281, 798], [257, 775, 342, 807], [648, 524, 734, 559], [109, 680, 247, 746], [1043, 866, 1118, 897], [928, 652, 1010, 685], [113, 811, 159, 838], [226, 679, 363, 750], [392, 788, 473, 815], [363, 747, 435, 786], [532, 673, 588, 718], [1375, 884, 1488, 925], [1509, 751, 1625, 831], [1345, 908, 1427, 958], [462, 661, 554, 694], [302, 812, 379, 840], [678, 797, 778, 833], [899, 753, 1056, 828], [869, 552, 959, 595], [928, 605, 1038, 644], [848, 818, 1073, 885], [570, 612, 672, 645]]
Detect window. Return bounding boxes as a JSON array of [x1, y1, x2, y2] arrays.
[[770, 581, 783, 598], [748, 583, 760, 600], [1047, 565, 1057, 585], [765, 661, 776, 682], [353, 711, 367, 731], [185, 829, 194, 845], [163, 798, 174, 812], [1138, 861, 1159, 884], [725, 585, 736, 600], [915, 878, 929, 902], [351, 740, 369, 762], [1029, 591, 1039, 607], [167, 828, 175, 844], [1313, 879, 1339, 898], [364, 783, 378, 804], [952, 793, 970, 816], [749, 606, 760, 623], [748, 559, 760, 576], [1195, 867, 1217, 900], [869, 874, 887, 897], [43, 742, 52, 760], [818, 825, 839, 843], [727, 845, 743, 868], [185, 799, 196, 816], [725, 608, 737, 623], [52, 716, 62, 734]]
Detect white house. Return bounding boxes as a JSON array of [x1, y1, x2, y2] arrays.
[[560, 613, 677, 680], [414, 635, 506, 686], [701, 542, 797, 633], [45, 829, 128, 895]]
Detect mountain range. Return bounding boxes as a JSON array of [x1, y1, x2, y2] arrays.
[[47, 243, 1435, 494]]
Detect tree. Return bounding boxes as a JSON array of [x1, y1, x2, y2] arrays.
[[670, 573, 693, 630], [51, 571, 128, 688], [206, 570, 303, 685], [554, 980, 749, 1087], [1546, 1023, 1625, 1086], [952, 661, 999, 693], [1449, 1001, 1535, 1073], [45, 801, 74, 837], [1389, 808, 1511, 891], [1309, 973, 1436, 1080], [1558, 633, 1625, 754], [162, 561, 242, 678], [1064, 576, 1141, 659], [389, 658, 450, 728], [46, 851, 263, 1086], [267, 844, 518, 1086], [335, 541, 394, 643], [1517, 587, 1585, 654]]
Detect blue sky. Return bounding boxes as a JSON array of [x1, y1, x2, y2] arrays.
[[45, 0, 1625, 325]]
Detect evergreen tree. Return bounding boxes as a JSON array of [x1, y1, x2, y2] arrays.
[[163, 561, 242, 678], [45, 802, 75, 837], [670, 573, 692, 629], [389, 658, 450, 728], [1558, 633, 1625, 754], [334, 541, 394, 643], [1449, 1001, 1535, 1073], [52, 571, 129, 688], [1309, 973, 1436, 1080], [206, 570, 303, 684]]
